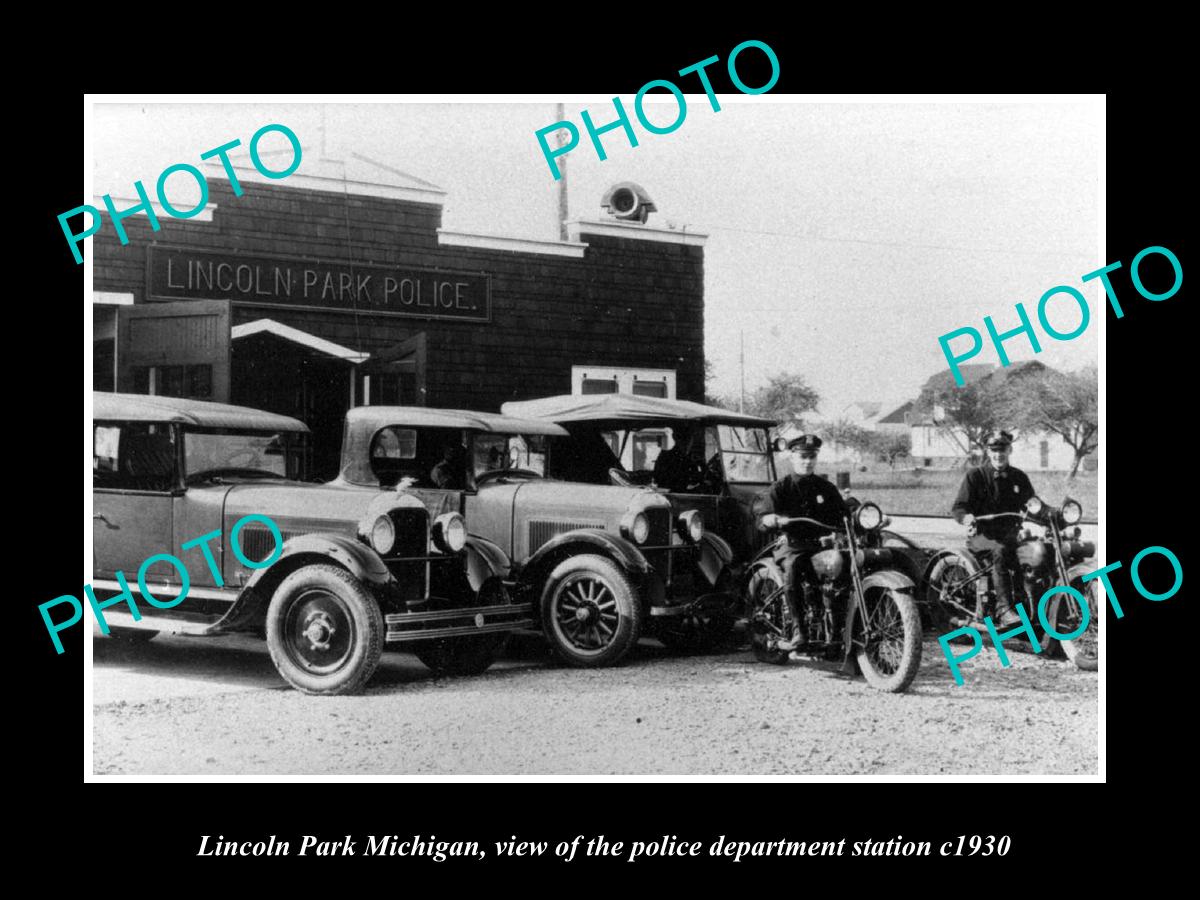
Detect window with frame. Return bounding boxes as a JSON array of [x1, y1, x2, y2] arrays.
[[93, 422, 177, 491]]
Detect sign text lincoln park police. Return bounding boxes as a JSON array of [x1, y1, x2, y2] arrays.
[[148, 247, 491, 323]]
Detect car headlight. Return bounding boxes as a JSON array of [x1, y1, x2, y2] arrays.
[[677, 510, 705, 543], [1061, 500, 1083, 524], [432, 513, 467, 553], [370, 514, 396, 556], [621, 511, 650, 545], [1025, 496, 1044, 516]]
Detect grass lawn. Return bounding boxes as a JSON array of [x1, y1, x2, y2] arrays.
[[808, 464, 1099, 521]]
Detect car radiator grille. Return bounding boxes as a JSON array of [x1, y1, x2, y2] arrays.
[[528, 520, 605, 553], [388, 508, 429, 560], [237, 526, 301, 565]]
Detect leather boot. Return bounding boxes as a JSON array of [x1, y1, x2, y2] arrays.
[[992, 565, 1022, 627]]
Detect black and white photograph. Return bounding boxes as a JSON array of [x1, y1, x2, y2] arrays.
[[81, 94, 1104, 778]]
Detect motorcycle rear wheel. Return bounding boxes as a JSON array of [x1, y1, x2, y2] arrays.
[[923, 552, 981, 628], [855, 586, 922, 693], [746, 566, 791, 665]]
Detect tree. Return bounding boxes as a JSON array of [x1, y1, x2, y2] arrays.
[[870, 431, 912, 469], [747, 372, 821, 425], [915, 370, 1006, 462], [823, 418, 874, 458], [1001, 364, 1098, 479]]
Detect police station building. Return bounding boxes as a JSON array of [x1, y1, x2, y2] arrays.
[[92, 153, 707, 478]]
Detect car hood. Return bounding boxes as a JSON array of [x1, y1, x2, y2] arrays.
[[221, 482, 422, 534], [505, 479, 670, 518]]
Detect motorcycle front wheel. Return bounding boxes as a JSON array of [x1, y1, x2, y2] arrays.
[[855, 586, 922, 693], [1054, 577, 1099, 671]]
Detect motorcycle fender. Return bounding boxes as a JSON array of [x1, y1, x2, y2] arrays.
[[860, 569, 916, 595], [464, 534, 511, 592], [842, 570, 916, 675], [523, 529, 651, 581], [696, 532, 734, 587], [745, 559, 785, 621], [922, 548, 988, 606], [1066, 562, 1095, 588]]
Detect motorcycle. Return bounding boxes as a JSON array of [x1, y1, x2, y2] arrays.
[[922, 496, 1098, 670], [744, 501, 923, 693]]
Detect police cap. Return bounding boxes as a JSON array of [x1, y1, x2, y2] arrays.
[[985, 430, 1015, 449], [786, 434, 823, 455]]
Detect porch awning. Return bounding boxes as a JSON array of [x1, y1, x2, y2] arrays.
[[231, 319, 370, 363]]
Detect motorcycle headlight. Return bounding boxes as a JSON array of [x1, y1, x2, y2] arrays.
[[621, 512, 650, 545], [677, 510, 705, 543], [1025, 496, 1044, 516], [370, 514, 395, 556], [1061, 500, 1083, 525], [856, 502, 883, 531], [432, 513, 467, 553]]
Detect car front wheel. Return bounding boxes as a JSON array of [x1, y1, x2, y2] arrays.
[[265, 564, 384, 695], [540, 554, 641, 668]]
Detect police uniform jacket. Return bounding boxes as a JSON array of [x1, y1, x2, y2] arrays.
[[951, 462, 1034, 540], [764, 474, 848, 545]]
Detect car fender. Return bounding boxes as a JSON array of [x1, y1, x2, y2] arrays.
[[214, 533, 390, 633], [695, 532, 734, 587], [464, 534, 511, 592], [522, 529, 650, 586]]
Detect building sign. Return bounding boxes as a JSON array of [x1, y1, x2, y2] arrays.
[[148, 246, 491, 323]]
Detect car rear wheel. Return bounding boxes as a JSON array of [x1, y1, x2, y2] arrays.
[[541, 555, 641, 667], [265, 564, 384, 695]]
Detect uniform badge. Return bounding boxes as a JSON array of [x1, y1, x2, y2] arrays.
[[1013, 485, 1019, 493], [817, 495, 824, 504]]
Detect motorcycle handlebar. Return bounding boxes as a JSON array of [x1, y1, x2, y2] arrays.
[[773, 516, 837, 530]]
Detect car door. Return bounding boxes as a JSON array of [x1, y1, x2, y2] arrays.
[[92, 420, 177, 583]]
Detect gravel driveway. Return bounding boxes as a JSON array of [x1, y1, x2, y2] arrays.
[[92, 631, 1098, 777]]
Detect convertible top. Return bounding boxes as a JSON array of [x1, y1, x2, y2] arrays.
[[93, 392, 308, 432], [345, 406, 567, 437], [501, 393, 776, 429]]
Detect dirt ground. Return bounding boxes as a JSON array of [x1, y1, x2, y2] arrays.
[[92, 630, 1098, 777]]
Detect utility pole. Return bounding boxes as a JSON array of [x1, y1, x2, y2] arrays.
[[556, 103, 569, 240]]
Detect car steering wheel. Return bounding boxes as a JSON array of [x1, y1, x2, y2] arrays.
[[609, 467, 635, 487]]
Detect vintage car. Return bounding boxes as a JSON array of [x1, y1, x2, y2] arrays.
[[91, 392, 532, 695], [328, 406, 725, 667], [501, 392, 777, 571]]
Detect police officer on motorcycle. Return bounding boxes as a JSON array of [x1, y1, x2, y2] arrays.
[[760, 434, 848, 632], [951, 430, 1035, 627]]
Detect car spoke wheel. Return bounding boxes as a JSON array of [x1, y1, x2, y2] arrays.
[[541, 555, 640, 668], [746, 565, 791, 665], [266, 564, 383, 695], [855, 586, 922, 693]]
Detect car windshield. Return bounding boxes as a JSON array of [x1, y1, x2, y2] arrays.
[[184, 429, 299, 481], [717, 425, 773, 483], [472, 433, 548, 479]]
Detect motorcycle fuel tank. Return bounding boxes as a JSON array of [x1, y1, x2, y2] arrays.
[[811, 548, 844, 580]]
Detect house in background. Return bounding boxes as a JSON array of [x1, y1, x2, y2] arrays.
[[908, 361, 1095, 472]]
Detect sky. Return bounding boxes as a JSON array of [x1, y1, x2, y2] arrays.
[[92, 97, 1100, 419]]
